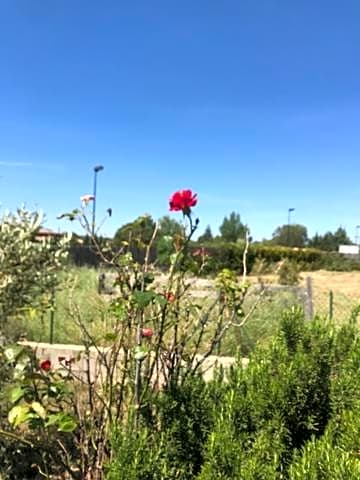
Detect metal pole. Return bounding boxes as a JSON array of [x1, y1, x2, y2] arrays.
[[91, 170, 97, 237], [91, 165, 104, 236], [287, 208, 295, 246]]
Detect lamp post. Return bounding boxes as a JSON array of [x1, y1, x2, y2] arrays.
[[92, 165, 104, 236], [356, 225, 360, 246], [287, 208, 295, 246]]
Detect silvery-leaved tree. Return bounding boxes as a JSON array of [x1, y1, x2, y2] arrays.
[[0, 208, 70, 337]]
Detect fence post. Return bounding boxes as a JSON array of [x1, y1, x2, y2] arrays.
[[329, 290, 334, 320], [49, 287, 55, 344], [304, 276, 313, 320]]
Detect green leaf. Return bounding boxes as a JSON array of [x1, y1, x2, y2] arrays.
[[57, 415, 77, 432], [153, 294, 168, 307], [4, 346, 21, 362], [104, 332, 117, 342], [9, 386, 24, 404], [8, 404, 31, 427], [170, 253, 179, 266], [134, 345, 148, 361], [133, 290, 155, 308], [31, 401, 46, 419], [143, 272, 155, 285], [13, 362, 28, 377], [45, 413, 61, 427], [45, 412, 77, 432]]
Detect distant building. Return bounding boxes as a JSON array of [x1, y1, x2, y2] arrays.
[[338, 245, 360, 255], [35, 228, 63, 241]]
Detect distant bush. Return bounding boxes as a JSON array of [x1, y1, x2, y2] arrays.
[[278, 259, 301, 285], [193, 243, 325, 275], [320, 252, 360, 271], [193, 242, 360, 274]]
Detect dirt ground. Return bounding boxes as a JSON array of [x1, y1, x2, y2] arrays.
[[300, 270, 360, 298], [157, 270, 360, 299]]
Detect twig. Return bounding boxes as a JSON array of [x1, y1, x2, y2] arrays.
[[0, 429, 33, 447], [242, 228, 250, 282]]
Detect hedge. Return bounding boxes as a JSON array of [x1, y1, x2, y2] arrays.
[[192, 242, 360, 274]]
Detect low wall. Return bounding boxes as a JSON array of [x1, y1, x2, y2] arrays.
[[19, 341, 242, 383]]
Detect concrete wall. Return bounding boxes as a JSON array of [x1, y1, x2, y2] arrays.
[[19, 341, 241, 383]]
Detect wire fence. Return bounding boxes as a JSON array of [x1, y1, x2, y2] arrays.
[[28, 272, 360, 347], [266, 276, 360, 324], [312, 287, 360, 323]]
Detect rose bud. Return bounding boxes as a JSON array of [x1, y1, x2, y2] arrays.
[[164, 291, 176, 303], [141, 328, 153, 338], [40, 359, 51, 372]]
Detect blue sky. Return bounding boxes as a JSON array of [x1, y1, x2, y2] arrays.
[[1, 1, 360, 241]]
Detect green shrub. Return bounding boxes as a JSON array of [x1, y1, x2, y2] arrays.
[[107, 309, 360, 480], [289, 432, 360, 480], [289, 403, 360, 480], [278, 260, 301, 285], [108, 375, 214, 480], [331, 326, 360, 414]]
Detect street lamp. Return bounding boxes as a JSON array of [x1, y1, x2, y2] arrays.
[[287, 208, 295, 246], [92, 165, 104, 236], [356, 225, 360, 245]]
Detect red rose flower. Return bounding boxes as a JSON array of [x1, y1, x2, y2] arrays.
[[40, 359, 51, 372], [169, 189, 197, 213], [141, 327, 154, 338]]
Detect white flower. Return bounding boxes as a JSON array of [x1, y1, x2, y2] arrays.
[[80, 194, 95, 206]]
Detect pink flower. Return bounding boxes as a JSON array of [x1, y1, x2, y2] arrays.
[[169, 190, 197, 214], [141, 327, 154, 338]]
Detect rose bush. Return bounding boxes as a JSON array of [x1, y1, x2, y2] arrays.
[[1, 190, 254, 479]]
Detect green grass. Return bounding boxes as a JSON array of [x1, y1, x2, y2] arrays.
[[19, 266, 114, 344], [17, 266, 360, 353], [220, 289, 302, 356]]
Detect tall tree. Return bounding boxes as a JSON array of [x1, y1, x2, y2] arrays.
[[113, 214, 156, 248], [0, 208, 69, 335], [272, 224, 308, 247], [158, 215, 183, 238], [198, 225, 214, 243], [309, 227, 352, 251], [219, 212, 248, 242]]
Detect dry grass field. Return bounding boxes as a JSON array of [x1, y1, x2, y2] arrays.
[[156, 269, 360, 323], [301, 270, 360, 322], [256, 269, 360, 322], [301, 270, 360, 297]]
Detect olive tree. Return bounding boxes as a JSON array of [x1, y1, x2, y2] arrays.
[[0, 208, 69, 335]]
